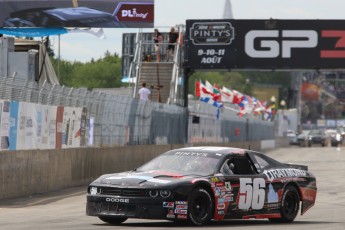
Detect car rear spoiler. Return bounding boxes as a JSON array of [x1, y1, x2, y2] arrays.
[[284, 163, 308, 171]]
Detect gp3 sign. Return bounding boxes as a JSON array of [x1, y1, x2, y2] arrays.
[[245, 30, 318, 58], [185, 19, 345, 70], [245, 30, 345, 58]]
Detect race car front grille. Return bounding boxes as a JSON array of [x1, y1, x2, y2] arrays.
[[122, 190, 147, 196], [97, 203, 137, 216], [100, 188, 122, 196], [100, 187, 147, 197]]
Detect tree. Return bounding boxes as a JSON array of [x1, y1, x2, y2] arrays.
[[50, 51, 123, 89]]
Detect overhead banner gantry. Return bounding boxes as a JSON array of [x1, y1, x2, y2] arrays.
[[185, 19, 345, 70]]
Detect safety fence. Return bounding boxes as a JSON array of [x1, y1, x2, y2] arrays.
[[188, 101, 274, 144], [0, 76, 274, 150]]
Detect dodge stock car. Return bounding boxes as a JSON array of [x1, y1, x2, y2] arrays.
[[3, 7, 126, 28], [86, 146, 317, 226]]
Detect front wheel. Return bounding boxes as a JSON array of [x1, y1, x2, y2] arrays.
[[269, 185, 300, 223], [188, 187, 213, 226], [98, 216, 127, 225]]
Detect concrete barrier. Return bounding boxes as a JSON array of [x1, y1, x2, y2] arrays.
[[0, 140, 276, 200]]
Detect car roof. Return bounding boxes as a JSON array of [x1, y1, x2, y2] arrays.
[[44, 7, 113, 21], [172, 146, 247, 155]]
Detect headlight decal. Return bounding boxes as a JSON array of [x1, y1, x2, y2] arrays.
[[149, 190, 159, 198], [90, 186, 98, 195], [149, 189, 172, 198], [160, 190, 172, 198]]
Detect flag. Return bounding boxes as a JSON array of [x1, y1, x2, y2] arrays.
[[67, 28, 106, 39], [232, 90, 244, 104], [200, 97, 224, 108], [200, 82, 214, 97], [220, 86, 245, 105], [221, 86, 234, 103], [264, 107, 273, 120], [238, 96, 250, 117], [195, 80, 201, 97], [253, 99, 267, 114], [205, 80, 214, 93], [213, 83, 222, 101], [238, 96, 257, 117], [200, 82, 223, 109], [213, 83, 220, 94]]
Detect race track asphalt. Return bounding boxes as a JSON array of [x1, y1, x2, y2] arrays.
[[0, 146, 344, 230]]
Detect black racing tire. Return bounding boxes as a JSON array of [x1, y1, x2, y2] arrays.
[[269, 185, 300, 223], [187, 187, 213, 226], [98, 216, 127, 225]]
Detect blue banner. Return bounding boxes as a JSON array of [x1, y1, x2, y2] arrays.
[[0, 28, 68, 37], [9, 101, 19, 150]]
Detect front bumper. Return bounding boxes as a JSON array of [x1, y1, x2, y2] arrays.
[[86, 195, 171, 219]]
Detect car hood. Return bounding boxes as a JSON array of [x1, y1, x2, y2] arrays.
[[94, 170, 203, 187]]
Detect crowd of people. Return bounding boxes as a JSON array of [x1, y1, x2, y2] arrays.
[[153, 27, 179, 62]]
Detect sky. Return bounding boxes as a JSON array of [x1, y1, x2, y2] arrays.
[[51, 0, 345, 62]]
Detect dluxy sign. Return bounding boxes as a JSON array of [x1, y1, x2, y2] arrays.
[[185, 19, 345, 70], [0, 0, 154, 28], [114, 2, 154, 23]]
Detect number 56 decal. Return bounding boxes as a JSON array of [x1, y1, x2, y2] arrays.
[[238, 178, 266, 210]]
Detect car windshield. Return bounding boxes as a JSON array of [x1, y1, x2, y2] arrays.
[[136, 154, 220, 175], [298, 130, 309, 136], [309, 129, 322, 135]]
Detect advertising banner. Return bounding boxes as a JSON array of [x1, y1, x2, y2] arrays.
[[62, 107, 82, 148], [0, 100, 10, 150], [80, 107, 87, 146], [0, 0, 154, 28], [88, 117, 94, 146], [185, 19, 345, 70], [0, 100, 86, 150], [39, 104, 57, 149], [9, 101, 19, 150], [56, 106, 64, 149], [15, 102, 37, 150]]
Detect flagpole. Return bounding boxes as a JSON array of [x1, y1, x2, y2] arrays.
[[58, 34, 61, 83]]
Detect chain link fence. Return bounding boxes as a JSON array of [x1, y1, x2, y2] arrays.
[[0, 76, 274, 148], [188, 101, 274, 143]]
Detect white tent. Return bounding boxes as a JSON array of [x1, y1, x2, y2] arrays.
[[14, 38, 60, 85]]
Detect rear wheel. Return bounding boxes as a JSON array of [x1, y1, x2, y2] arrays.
[[269, 185, 300, 223], [98, 216, 127, 225], [188, 188, 213, 226]]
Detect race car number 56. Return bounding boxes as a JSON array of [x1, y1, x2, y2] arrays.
[[239, 178, 265, 210]]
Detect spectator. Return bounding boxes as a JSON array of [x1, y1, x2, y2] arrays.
[[166, 27, 179, 62], [138, 82, 151, 101], [153, 28, 163, 62]]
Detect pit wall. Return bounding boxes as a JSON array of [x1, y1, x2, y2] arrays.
[[0, 138, 288, 200]]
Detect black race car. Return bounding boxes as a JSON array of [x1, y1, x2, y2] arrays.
[[86, 146, 317, 226], [3, 7, 126, 28]]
